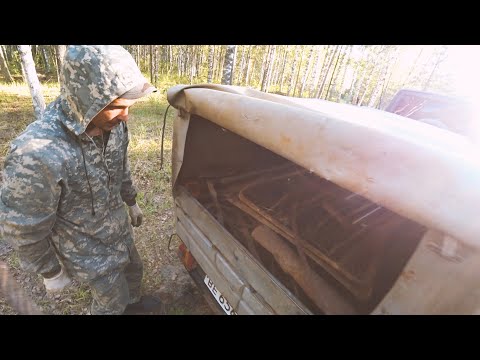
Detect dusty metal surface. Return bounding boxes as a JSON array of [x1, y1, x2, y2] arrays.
[[373, 230, 480, 314], [167, 84, 480, 249], [168, 84, 478, 314]]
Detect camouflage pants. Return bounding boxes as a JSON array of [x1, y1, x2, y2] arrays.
[[89, 243, 143, 315]]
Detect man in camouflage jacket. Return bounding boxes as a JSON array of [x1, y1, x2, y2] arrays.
[[0, 45, 157, 315]]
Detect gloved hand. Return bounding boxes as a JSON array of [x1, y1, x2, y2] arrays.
[[43, 268, 71, 293], [128, 203, 144, 227]]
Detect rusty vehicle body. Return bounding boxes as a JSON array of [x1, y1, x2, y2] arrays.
[[384, 88, 474, 137], [167, 84, 480, 315]]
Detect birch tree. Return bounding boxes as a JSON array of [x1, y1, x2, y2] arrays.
[[238, 45, 250, 85], [270, 46, 284, 88], [154, 45, 159, 86], [292, 46, 306, 96], [216, 46, 225, 82], [244, 46, 253, 85], [287, 46, 300, 96], [207, 45, 215, 83], [423, 46, 448, 91], [150, 45, 154, 83], [299, 46, 314, 97], [316, 45, 339, 98], [261, 45, 276, 92], [17, 45, 45, 119], [40, 46, 52, 75], [368, 47, 399, 108], [336, 45, 353, 101], [358, 46, 389, 106], [324, 45, 344, 100], [401, 46, 424, 88], [278, 45, 290, 93], [352, 46, 376, 104], [55, 45, 67, 83], [0, 45, 14, 83], [309, 46, 327, 98], [221, 45, 236, 85]]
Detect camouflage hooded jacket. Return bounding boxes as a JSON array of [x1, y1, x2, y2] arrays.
[[0, 45, 149, 281]]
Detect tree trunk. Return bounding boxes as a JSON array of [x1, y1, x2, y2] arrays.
[[216, 46, 225, 83], [0, 45, 14, 83], [378, 54, 399, 110], [316, 45, 339, 99], [41, 46, 51, 74], [149, 45, 154, 83], [249, 54, 258, 87], [287, 46, 300, 96], [195, 46, 202, 78], [258, 46, 267, 87], [244, 46, 252, 85], [369, 48, 399, 108], [154, 45, 158, 86], [4, 45, 13, 62], [352, 46, 374, 104], [292, 46, 306, 97], [212, 46, 218, 82], [190, 45, 196, 84], [55, 45, 67, 85], [239, 45, 250, 85], [135, 45, 140, 69], [221, 45, 236, 85], [423, 46, 448, 91], [236, 45, 246, 85], [337, 45, 353, 101], [177, 47, 182, 77], [401, 46, 424, 88], [270, 46, 283, 88], [299, 46, 314, 97], [324, 46, 344, 100], [55, 45, 66, 83], [261, 46, 272, 92], [17, 45, 45, 119], [32, 45, 37, 62], [357, 65, 377, 106], [314, 46, 334, 98], [329, 45, 350, 101], [264, 45, 276, 92], [358, 64, 380, 105], [309, 46, 326, 98], [168, 45, 173, 74], [207, 45, 215, 83], [278, 45, 290, 93], [184, 45, 189, 77]]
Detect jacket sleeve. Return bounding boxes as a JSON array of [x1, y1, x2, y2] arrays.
[[120, 123, 138, 206], [0, 144, 61, 276]]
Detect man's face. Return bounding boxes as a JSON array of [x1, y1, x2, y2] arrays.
[[90, 98, 138, 131]]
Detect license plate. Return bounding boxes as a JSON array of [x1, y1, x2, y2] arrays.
[[204, 274, 237, 315]]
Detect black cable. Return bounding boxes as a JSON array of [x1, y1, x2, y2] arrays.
[[160, 104, 171, 170], [79, 142, 95, 216]]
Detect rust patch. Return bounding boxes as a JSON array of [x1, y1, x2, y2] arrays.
[[280, 135, 292, 144], [401, 269, 415, 281]]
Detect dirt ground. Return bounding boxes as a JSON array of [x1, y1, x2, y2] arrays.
[[0, 239, 213, 315]]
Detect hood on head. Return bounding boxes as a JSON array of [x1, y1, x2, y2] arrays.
[[59, 45, 149, 135]]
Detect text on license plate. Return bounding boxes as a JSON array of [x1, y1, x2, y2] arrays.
[[204, 274, 237, 315]]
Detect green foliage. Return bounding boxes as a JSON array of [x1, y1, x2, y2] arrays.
[[0, 45, 465, 108]]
